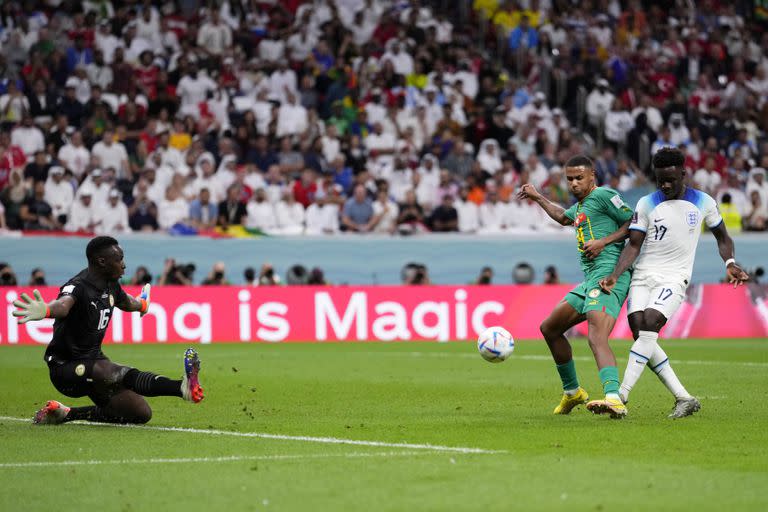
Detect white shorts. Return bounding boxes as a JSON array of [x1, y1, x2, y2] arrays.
[[627, 274, 688, 320]]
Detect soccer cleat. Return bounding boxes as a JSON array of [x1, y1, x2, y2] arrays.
[[32, 400, 70, 425], [586, 397, 628, 419], [668, 396, 701, 419], [181, 348, 204, 403], [553, 387, 589, 415]]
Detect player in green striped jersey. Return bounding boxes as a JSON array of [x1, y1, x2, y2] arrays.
[[518, 155, 633, 418]]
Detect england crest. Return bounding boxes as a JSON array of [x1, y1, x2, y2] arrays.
[[686, 210, 698, 226]]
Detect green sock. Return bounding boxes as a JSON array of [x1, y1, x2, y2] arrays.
[[599, 366, 620, 397], [555, 360, 579, 391]]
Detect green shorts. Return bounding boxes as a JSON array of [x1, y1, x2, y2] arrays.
[[564, 271, 631, 320]]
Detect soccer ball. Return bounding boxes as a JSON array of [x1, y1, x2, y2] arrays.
[[477, 326, 515, 363]]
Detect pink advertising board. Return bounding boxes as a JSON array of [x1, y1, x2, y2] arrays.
[[1, 285, 766, 345]]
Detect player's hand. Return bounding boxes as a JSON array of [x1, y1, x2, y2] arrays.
[[583, 238, 606, 259], [137, 284, 151, 317], [517, 184, 541, 201], [12, 290, 48, 324], [726, 263, 749, 288], [599, 276, 617, 294]]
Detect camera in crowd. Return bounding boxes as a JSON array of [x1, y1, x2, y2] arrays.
[[163, 258, 196, 285], [401, 262, 430, 285]]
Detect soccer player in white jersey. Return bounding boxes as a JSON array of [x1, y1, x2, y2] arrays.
[[592, 148, 749, 418]]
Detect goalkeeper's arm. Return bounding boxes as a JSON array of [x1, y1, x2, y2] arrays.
[[116, 284, 151, 317], [12, 291, 75, 324]]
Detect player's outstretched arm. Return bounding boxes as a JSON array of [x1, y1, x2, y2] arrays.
[[583, 220, 631, 259], [517, 184, 573, 226], [116, 284, 152, 316], [12, 291, 75, 324], [599, 229, 645, 293], [710, 223, 749, 287]]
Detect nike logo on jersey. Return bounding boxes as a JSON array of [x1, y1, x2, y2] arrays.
[[654, 218, 664, 222]]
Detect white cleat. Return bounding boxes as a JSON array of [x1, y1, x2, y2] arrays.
[[669, 397, 701, 419]]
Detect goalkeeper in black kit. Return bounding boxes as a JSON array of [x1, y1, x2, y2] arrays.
[[13, 236, 204, 425]]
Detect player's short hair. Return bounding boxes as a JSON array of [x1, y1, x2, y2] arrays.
[[564, 155, 595, 171], [652, 147, 685, 169], [86, 236, 119, 264]]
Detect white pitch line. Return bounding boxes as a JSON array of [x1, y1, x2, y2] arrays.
[[0, 451, 446, 469], [0, 417, 504, 455], [398, 352, 768, 368]]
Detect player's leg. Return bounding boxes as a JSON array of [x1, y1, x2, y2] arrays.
[[583, 309, 627, 418], [34, 349, 203, 425], [638, 306, 699, 417], [624, 282, 699, 417], [95, 348, 203, 402], [539, 297, 588, 414], [582, 276, 628, 418], [61, 388, 154, 424], [55, 360, 156, 424], [648, 343, 700, 418], [618, 310, 658, 404]]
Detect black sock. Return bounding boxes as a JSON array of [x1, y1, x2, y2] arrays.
[[123, 369, 182, 398]]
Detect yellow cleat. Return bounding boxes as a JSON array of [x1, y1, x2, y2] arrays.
[[553, 387, 589, 415], [586, 397, 628, 419]]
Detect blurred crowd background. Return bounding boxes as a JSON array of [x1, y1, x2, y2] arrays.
[[0, 0, 767, 239]]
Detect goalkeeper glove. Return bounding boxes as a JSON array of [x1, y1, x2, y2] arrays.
[[138, 284, 151, 317], [12, 290, 49, 324]]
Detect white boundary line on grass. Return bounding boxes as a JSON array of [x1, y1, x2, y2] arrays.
[[0, 416, 505, 455], [0, 451, 448, 469], [401, 352, 768, 367]]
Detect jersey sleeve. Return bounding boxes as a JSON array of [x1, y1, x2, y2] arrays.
[[563, 202, 578, 221], [702, 193, 723, 229], [113, 284, 130, 308], [600, 189, 634, 225], [57, 281, 83, 302], [629, 196, 651, 233]]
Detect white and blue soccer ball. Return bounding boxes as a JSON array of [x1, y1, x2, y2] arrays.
[[477, 326, 515, 363]]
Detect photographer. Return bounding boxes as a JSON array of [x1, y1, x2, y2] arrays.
[[202, 262, 230, 285], [0, 262, 18, 286], [158, 258, 195, 285], [307, 267, 327, 285], [258, 263, 281, 286], [401, 262, 431, 285], [543, 265, 560, 285], [129, 266, 153, 286], [474, 266, 494, 285], [28, 267, 47, 286], [244, 267, 257, 286]]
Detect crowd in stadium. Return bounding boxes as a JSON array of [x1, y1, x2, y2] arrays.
[[0, 0, 767, 237]]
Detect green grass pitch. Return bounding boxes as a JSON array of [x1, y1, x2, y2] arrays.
[[1, 339, 767, 511]]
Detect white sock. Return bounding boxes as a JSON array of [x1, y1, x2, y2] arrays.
[[649, 344, 691, 400], [619, 330, 657, 403], [564, 388, 579, 396]]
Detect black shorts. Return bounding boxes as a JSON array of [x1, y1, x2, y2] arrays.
[[47, 357, 116, 407]]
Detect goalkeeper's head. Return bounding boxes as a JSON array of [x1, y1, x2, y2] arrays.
[[86, 236, 125, 281]]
